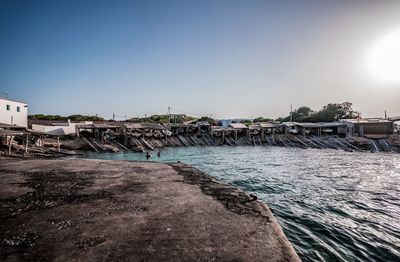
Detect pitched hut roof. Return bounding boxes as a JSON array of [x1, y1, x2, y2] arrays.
[[341, 118, 392, 124], [0, 129, 25, 136], [388, 116, 400, 122], [229, 123, 247, 129], [281, 122, 345, 128], [124, 123, 165, 130], [0, 123, 26, 129], [196, 121, 210, 126], [258, 122, 280, 128], [248, 124, 261, 130]]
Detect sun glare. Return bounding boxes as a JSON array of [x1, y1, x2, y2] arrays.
[[366, 28, 400, 84]]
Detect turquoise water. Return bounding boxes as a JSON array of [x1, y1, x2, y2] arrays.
[[74, 146, 400, 262]]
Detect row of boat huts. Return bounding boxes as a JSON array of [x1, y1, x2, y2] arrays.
[[72, 118, 398, 153], [1, 118, 399, 157]]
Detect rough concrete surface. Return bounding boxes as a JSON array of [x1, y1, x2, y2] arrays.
[[0, 159, 300, 262]]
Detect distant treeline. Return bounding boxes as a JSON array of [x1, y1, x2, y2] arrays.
[[29, 114, 105, 121], [127, 114, 196, 124], [28, 114, 195, 123], [274, 102, 358, 123], [29, 102, 358, 124]]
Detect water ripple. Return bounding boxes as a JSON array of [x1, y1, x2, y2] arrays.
[[75, 146, 400, 262]]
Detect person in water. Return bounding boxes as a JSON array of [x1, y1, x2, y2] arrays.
[[146, 152, 151, 160], [157, 151, 161, 157]]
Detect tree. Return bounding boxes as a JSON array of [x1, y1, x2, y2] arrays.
[[309, 102, 357, 122], [28, 114, 105, 121], [295, 106, 313, 118], [127, 114, 196, 124], [276, 102, 357, 122], [197, 116, 216, 125], [253, 117, 273, 123]]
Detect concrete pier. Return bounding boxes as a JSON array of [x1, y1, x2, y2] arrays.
[[0, 159, 300, 261]]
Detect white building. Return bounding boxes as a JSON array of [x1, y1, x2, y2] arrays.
[[0, 98, 28, 127], [32, 120, 93, 136]]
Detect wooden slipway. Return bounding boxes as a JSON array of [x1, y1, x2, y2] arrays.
[[0, 159, 300, 262]]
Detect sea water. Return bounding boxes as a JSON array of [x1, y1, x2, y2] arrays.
[[74, 146, 400, 262]]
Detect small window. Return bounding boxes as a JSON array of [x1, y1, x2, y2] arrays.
[[17, 106, 20, 112], [6, 105, 10, 111]]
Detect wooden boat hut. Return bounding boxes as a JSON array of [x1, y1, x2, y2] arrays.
[[228, 123, 248, 138], [164, 123, 189, 135], [124, 123, 166, 138], [340, 118, 394, 138], [0, 124, 26, 155], [195, 121, 211, 134], [75, 123, 122, 141], [282, 122, 346, 136]]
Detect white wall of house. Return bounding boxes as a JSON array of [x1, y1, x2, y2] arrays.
[[0, 98, 28, 127], [32, 121, 93, 136]]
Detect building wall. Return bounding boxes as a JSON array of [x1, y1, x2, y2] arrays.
[[0, 98, 28, 127], [355, 122, 394, 135], [32, 121, 92, 136]]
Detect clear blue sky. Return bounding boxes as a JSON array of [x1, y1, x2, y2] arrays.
[[1, 0, 400, 119]]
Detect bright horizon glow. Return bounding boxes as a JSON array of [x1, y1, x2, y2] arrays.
[[366, 28, 400, 85]]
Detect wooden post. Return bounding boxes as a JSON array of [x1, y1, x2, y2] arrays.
[[57, 137, 60, 151], [222, 130, 225, 144], [8, 136, 14, 155], [25, 134, 29, 153], [123, 129, 128, 146]]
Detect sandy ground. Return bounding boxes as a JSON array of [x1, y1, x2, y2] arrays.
[[0, 159, 300, 262]]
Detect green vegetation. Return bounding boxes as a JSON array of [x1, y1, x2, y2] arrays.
[[277, 102, 358, 122], [29, 102, 358, 124], [29, 114, 105, 121], [197, 116, 217, 125], [239, 120, 253, 126], [253, 117, 273, 123], [127, 114, 195, 123]]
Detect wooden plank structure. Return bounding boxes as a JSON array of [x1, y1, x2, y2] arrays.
[[0, 124, 78, 157], [2, 119, 397, 155], [68, 120, 398, 153], [76, 123, 122, 140], [0, 124, 27, 156]]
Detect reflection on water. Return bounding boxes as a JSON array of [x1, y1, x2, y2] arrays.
[[75, 146, 400, 262]]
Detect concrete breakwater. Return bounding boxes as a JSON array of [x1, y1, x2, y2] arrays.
[[0, 159, 300, 261]]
